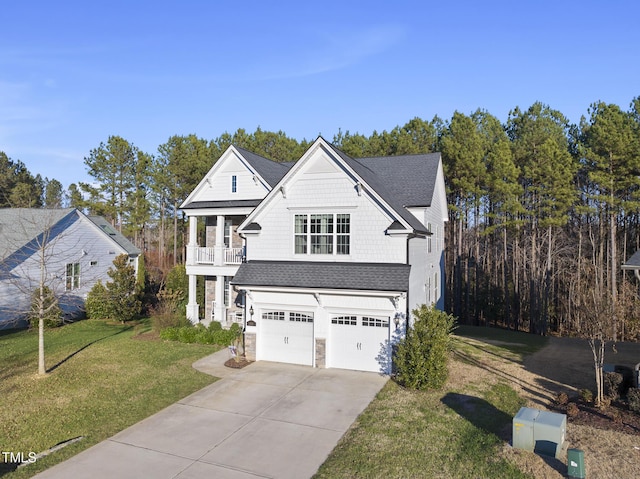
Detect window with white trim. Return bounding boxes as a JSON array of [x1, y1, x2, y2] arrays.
[[289, 312, 314, 323], [427, 222, 432, 253], [331, 315, 357, 325], [294, 213, 350, 255], [262, 311, 285, 321], [224, 276, 231, 306], [231, 175, 237, 193], [65, 263, 80, 290], [224, 219, 232, 248], [362, 316, 389, 328]]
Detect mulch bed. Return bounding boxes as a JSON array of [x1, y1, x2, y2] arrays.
[[552, 398, 640, 436], [224, 357, 253, 369]]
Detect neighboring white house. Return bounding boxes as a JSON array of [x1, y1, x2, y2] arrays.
[[0, 208, 140, 329], [180, 137, 447, 373]]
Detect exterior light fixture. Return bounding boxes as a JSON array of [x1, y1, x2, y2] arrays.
[[247, 305, 256, 326]]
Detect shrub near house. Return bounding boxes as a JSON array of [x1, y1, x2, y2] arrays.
[[394, 305, 457, 390], [86, 254, 141, 322]]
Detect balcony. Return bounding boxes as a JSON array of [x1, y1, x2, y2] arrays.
[[188, 246, 244, 265]]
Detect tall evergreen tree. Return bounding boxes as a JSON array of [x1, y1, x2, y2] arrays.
[[80, 135, 137, 231]]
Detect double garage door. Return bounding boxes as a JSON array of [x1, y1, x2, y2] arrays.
[[259, 308, 390, 373]]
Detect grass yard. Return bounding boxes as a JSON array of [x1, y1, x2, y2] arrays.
[[314, 327, 550, 479], [0, 320, 219, 478]]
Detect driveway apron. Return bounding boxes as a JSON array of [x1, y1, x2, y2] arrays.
[[34, 350, 388, 479]]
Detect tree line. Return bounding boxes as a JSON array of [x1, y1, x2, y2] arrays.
[[2, 98, 640, 339]]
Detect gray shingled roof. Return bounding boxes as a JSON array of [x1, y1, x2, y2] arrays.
[[357, 153, 441, 207], [326, 143, 435, 233], [234, 146, 293, 187], [0, 208, 75, 260], [87, 216, 141, 256], [622, 250, 640, 269], [232, 260, 410, 292], [181, 199, 262, 210]]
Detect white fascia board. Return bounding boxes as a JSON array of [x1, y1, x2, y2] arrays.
[[238, 138, 327, 231], [183, 207, 255, 217], [234, 285, 407, 297], [238, 137, 413, 233]]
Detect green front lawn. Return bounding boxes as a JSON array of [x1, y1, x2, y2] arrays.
[[314, 326, 544, 479], [0, 320, 219, 478]]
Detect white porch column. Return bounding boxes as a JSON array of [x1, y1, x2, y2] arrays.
[[214, 274, 227, 326], [186, 216, 198, 265], [186, 273, 199, 324], [214, 215, 225, 266]]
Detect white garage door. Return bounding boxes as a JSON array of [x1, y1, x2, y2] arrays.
[[329, 315, 390, 373], [259, 310, 314, 366]]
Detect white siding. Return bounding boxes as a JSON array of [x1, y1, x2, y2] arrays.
[[246, 160, 406, 263], [190, 151, 269, 203], [0, 212, 135, 324]]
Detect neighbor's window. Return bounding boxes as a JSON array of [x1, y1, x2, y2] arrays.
[[231, 175, 237, 193], [294, 213, 350, 255], [66, 262, 80, 290]]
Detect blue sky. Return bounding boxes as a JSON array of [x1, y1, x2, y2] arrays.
[[1, 0, 638, 188]]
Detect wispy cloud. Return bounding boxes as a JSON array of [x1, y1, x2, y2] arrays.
[[256, 24, 408, 81]]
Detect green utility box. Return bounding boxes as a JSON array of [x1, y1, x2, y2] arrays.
[[567, 448, 585, 478], [512, 407, 567, 459]]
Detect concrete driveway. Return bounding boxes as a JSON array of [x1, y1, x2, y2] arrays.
[[34, 351, 388, 479]]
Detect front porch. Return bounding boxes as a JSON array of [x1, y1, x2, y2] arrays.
[[184, 213, 246, 326]]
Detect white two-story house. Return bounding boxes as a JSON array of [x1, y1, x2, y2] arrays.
[[181, 137, 447, 373]]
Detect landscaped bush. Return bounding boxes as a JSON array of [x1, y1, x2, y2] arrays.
[[566, 402, 579, 418], [150, 289, 191, 332], [555, 392, 569, 406], [160, 322, 241, 347], [85, 255, 141, 322], [393, 304, 456, 390], [85, 280, 110, 319], [579, 388, 593, 404], [627, 388, 640, 414], [604, 372, 624, 399]]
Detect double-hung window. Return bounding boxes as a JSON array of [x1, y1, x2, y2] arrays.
[[294, 213, 350, 255], [231, 175, 237, 193], [66, 263, 80, 290]]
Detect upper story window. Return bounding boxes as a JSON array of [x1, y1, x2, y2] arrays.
[[294, 213, 350, 255], [66, 262, 80, 290], [231, 175, 237, 193]]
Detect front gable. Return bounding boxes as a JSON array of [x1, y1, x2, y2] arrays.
[[238, 138, 418, 263], [180, 146, 272, 207], [239, 138, 416, 236]]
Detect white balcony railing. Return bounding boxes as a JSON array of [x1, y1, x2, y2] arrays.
[[224, 247, 244, 265], [195, 247, 215, 264], [188, 246, 244, 265]]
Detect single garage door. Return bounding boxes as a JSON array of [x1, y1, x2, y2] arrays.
[[259, 310, 314, 366], [329, 315, 390, 373]]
